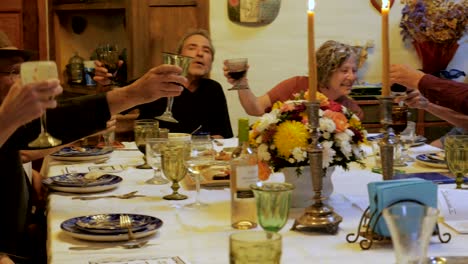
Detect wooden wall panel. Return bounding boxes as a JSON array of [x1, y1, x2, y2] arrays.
[[0, 13, 22, 48], [148, 6, 199, 68]]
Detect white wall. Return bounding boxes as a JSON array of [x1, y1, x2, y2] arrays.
[[209, 0, 466, 135]]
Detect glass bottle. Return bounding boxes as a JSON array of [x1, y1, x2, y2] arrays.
[[67, 52, 84, 84], [230, 118, 258, 229]]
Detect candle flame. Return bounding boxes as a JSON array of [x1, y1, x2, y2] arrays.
[[308, 0, 315, 11], [381, 0, 390, 9]]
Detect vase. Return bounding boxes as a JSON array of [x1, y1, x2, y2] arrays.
[[282, 166, 335, 208], [412, 40, 459, 75]]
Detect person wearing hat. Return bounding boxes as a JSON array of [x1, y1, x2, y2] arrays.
[[0, 31, 187, 263]]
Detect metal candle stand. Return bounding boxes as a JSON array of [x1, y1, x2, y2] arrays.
[[346, 199, 451, 250], [291, 101, 342, 234]]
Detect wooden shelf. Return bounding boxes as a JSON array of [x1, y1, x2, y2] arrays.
[[53, 2, 125, 11]]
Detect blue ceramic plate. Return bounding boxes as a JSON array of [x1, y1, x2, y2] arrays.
[[415, 153, 447, 168], [48, 173, 116, 187], [50, 146, 113, 161], [42, 174, 122, 193], [61, 214, 162, 241], [74, 213, 159, 234]]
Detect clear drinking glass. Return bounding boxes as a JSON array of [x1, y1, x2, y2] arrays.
[[134, 119, 159, 169], [383, 203, 439, 264], [400, 121, 416, 162], [155, 52, 192, 123], [444, 135, 468, 189], [185, 134, 215, 208], [392, 105, 409, 167], [225, 58, 248, 90], [21, 61, 62, 148], [146, 137, 170, 185], [250, 182, 294, 232]]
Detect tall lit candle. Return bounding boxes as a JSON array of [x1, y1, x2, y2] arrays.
[[381, 0, 390, 96], [308, 0, 317, 101]]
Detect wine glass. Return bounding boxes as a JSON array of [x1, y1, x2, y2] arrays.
[[155, 52, 192, 123], [250, 182, 294, 233], [444, 135, 468, 189], [96, 44, 120, 86], [134, 119, 159, 169], [146, 137, 170, 185], [161, 138, 191, 200], [226, 58, 248, 90], [391, 104, 409, 167], [21, 61, 62, 148], [185, 134, 215, 208], [399, 121, 416, 162]]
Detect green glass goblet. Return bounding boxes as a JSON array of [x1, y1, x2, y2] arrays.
[[250, 182, 294, 232], [444, 135, 468, 189]]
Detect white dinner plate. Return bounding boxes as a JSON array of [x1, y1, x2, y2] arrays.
[[61, 214, 162, 241], [415, 153, 448, 169], [50, 146, 113, 162], [42, 175, 122, 193]]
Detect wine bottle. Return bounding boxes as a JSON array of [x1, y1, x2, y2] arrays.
[[230, 118, 258, 229]]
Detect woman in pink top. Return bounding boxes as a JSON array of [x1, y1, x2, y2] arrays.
[[223, 40, 364, 120]]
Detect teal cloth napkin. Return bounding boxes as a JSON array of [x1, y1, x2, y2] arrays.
[[367, 178, 438, 237]]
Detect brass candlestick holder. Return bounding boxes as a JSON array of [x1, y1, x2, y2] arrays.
[[378, 96, 394, 181], [291, 101, 342, 234]]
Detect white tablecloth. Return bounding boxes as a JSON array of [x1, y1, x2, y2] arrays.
[[43, 141, 467, 264]]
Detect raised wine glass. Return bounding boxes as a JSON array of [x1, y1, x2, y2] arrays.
[[146, 136, 170, 185], [391, 104, 409, 167], [134, 119, 159, 169], [185, 134, 215, 208], [22, 61, 62, 148], [444, 135, 468, 189], [225, 58, 248, 90], [96, 44, 120, 86], [155, 52, 192, 123], [161, 138, 191, 200]]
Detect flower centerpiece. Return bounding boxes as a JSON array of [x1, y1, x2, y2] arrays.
[[250, 92, 367, 181], [399, 0, 468, 74]]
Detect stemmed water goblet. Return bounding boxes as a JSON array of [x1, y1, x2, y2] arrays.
[[250, 182, 295, 233], [399, 121, 416, 162], [185, 134, 215, 208], [145, 137, 170, 185], [22, 61, 62, 148], [225, 58, 248, 90], [155, 52, 192, 123], [161, 137, 191, 200], [134, 119, 159, 169], [444, 135, 468, 189], [96, 44, 120, 86], [391, 104, 409, 167]]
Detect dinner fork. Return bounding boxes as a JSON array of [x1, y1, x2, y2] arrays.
[[119, 214, 146, 248]]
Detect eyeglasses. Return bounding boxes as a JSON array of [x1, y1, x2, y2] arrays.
[[0, 68, 20, 80]]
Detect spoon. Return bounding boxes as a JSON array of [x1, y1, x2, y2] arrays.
[[68, 241, 154, 250], [71, 191, 145, 200], [190, 125, 202, 135]]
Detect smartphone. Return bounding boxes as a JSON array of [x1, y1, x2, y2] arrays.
[[20, 61, 58, 85]]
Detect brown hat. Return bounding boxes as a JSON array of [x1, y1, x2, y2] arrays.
[[0, 31, 34, 60]]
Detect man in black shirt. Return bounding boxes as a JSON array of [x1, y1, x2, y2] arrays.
[[95, 29, 233, 138]]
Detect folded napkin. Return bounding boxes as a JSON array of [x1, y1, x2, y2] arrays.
[[368, 178, 437, 237]]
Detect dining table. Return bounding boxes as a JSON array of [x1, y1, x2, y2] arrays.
[[42, 138, 468, 264]]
